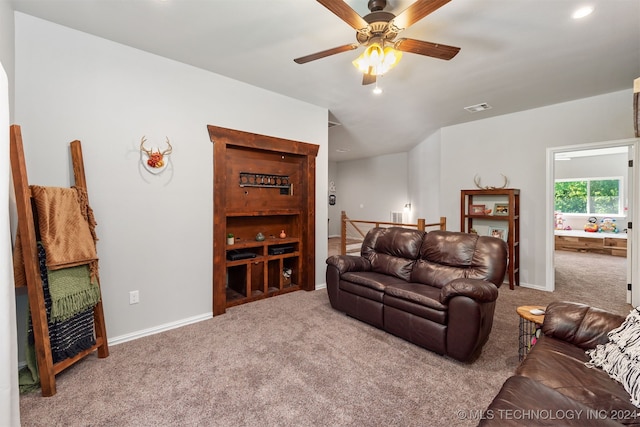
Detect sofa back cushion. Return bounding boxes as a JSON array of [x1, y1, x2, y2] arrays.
[[410, 230, 507, 288], [361, 227, 425, 281]]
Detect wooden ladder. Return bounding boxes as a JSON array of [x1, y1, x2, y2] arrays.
[[10, 124, 109, 397]]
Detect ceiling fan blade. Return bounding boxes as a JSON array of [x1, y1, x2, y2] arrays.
[[391, 0, 451, 31], [294, 44, 359, 64], [362, 71, 376, 86], [316, 0, 369, 31], [395, 38, 460, 60]]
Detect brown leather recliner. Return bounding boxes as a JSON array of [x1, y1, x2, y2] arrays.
[[326, 227, 508, 362], [480, 302, 632, 426]]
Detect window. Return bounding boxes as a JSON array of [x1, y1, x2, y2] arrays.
[[555, 177, 622, 216]]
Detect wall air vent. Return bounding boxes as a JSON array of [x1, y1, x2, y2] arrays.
[[391, 211, 404, 224], [464, 103, 492, 113]]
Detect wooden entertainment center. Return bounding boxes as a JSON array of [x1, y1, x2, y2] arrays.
[[208, 125, 319, 316]]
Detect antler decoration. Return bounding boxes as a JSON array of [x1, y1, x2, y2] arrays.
[[474, 174, 508, 190], [140, 136, 172, 169]]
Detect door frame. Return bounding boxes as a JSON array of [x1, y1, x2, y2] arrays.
[[546, 138, 640, 305]]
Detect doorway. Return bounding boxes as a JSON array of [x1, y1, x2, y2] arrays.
[[546, 139, 640, 306]]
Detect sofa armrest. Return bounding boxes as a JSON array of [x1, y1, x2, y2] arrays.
[[439, 278, 498, 304], [326, 255, 371, 274], [542, 301, 626, 350]]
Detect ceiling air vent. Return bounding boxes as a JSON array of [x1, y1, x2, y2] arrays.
[[328, 120, 341, 128], [464, 103, 492, 113]]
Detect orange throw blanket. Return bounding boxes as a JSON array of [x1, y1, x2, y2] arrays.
[[14, 185, 99, 287]]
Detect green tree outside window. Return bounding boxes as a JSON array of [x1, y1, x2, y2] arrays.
[[555, 178, 621, 215]]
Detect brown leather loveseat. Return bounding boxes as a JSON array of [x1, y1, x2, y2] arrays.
[[325, 227, 508, 362], [480, 302, 637, 426]]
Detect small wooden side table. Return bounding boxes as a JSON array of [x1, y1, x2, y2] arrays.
[[517, 305, 546, 361]]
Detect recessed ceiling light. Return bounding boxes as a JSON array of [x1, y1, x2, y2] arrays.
[[572, 6, 594, 19], [373, 86, 382, 95]]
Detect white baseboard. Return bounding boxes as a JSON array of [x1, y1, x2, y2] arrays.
[[315, 282, 327, 290], [328, 234, 340, 238], [518, 282, 549, 292], [108, 312, 213, 346]]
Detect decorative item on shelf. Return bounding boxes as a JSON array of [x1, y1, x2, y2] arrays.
[[489, 226, 508, 242], [554, 211, 564, 230], [484, 208, 492, 215], [584, 216, 599, 232], [473, 174, 508, 189], [279, 230, 286, 239], [470, 204, 485, 215], [239, 172, 290, 189], [283, 268, 292, 286], [140, 136, 172, 174], [255, 232, 265, 241], [494, 203, 509, 216], [599, 217, 618, 233], [227, 233, 234, 245]]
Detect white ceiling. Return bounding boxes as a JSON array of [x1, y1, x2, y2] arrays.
[[9, 0, 640, 162]]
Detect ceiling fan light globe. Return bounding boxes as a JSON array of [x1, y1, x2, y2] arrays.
[[352, 55, 370, 73], [352, 43, 401, 76], [352, 44, 382, 73], [381, 47, 402, 72]]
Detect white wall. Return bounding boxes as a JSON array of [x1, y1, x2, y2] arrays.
[[0, 5, 20, 426], [427, 90, 634, 288], [555, 153, 628, 180], [0, 62, 21, 427], [336, 152, 409, 226], [0, 0, 13, 120], [408, 130, 442, 225], [14, 13, 328, 346]]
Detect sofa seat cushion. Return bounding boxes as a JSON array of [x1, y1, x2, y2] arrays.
[[383, 283, 447, 324], [480, 375, 623, 426], [340, 272, 407, 303], [385, 283, 446, 310], [516, 335, 639, 421], [341, 271, 407, 292]]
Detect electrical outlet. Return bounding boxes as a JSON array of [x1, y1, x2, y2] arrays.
[[129, 290, 140, 305]]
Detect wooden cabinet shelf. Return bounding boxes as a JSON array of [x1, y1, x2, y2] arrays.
[[209, 125, 319, 315], [461, 188, 520, 289], [555, 232, 627, 257]]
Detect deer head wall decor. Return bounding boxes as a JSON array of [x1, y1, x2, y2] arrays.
[[140, 136, 172, 173]]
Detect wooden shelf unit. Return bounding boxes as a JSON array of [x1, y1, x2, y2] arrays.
[[460, 188, 520, 289], [225, 237, 301, 307], [10, 125, 109, 396], [209, 125, 319, 315]]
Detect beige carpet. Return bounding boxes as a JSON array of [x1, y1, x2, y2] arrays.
[[19, 250, 631, 426]]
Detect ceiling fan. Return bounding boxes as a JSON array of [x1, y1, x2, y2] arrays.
[[294, 0, 460, 85]]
